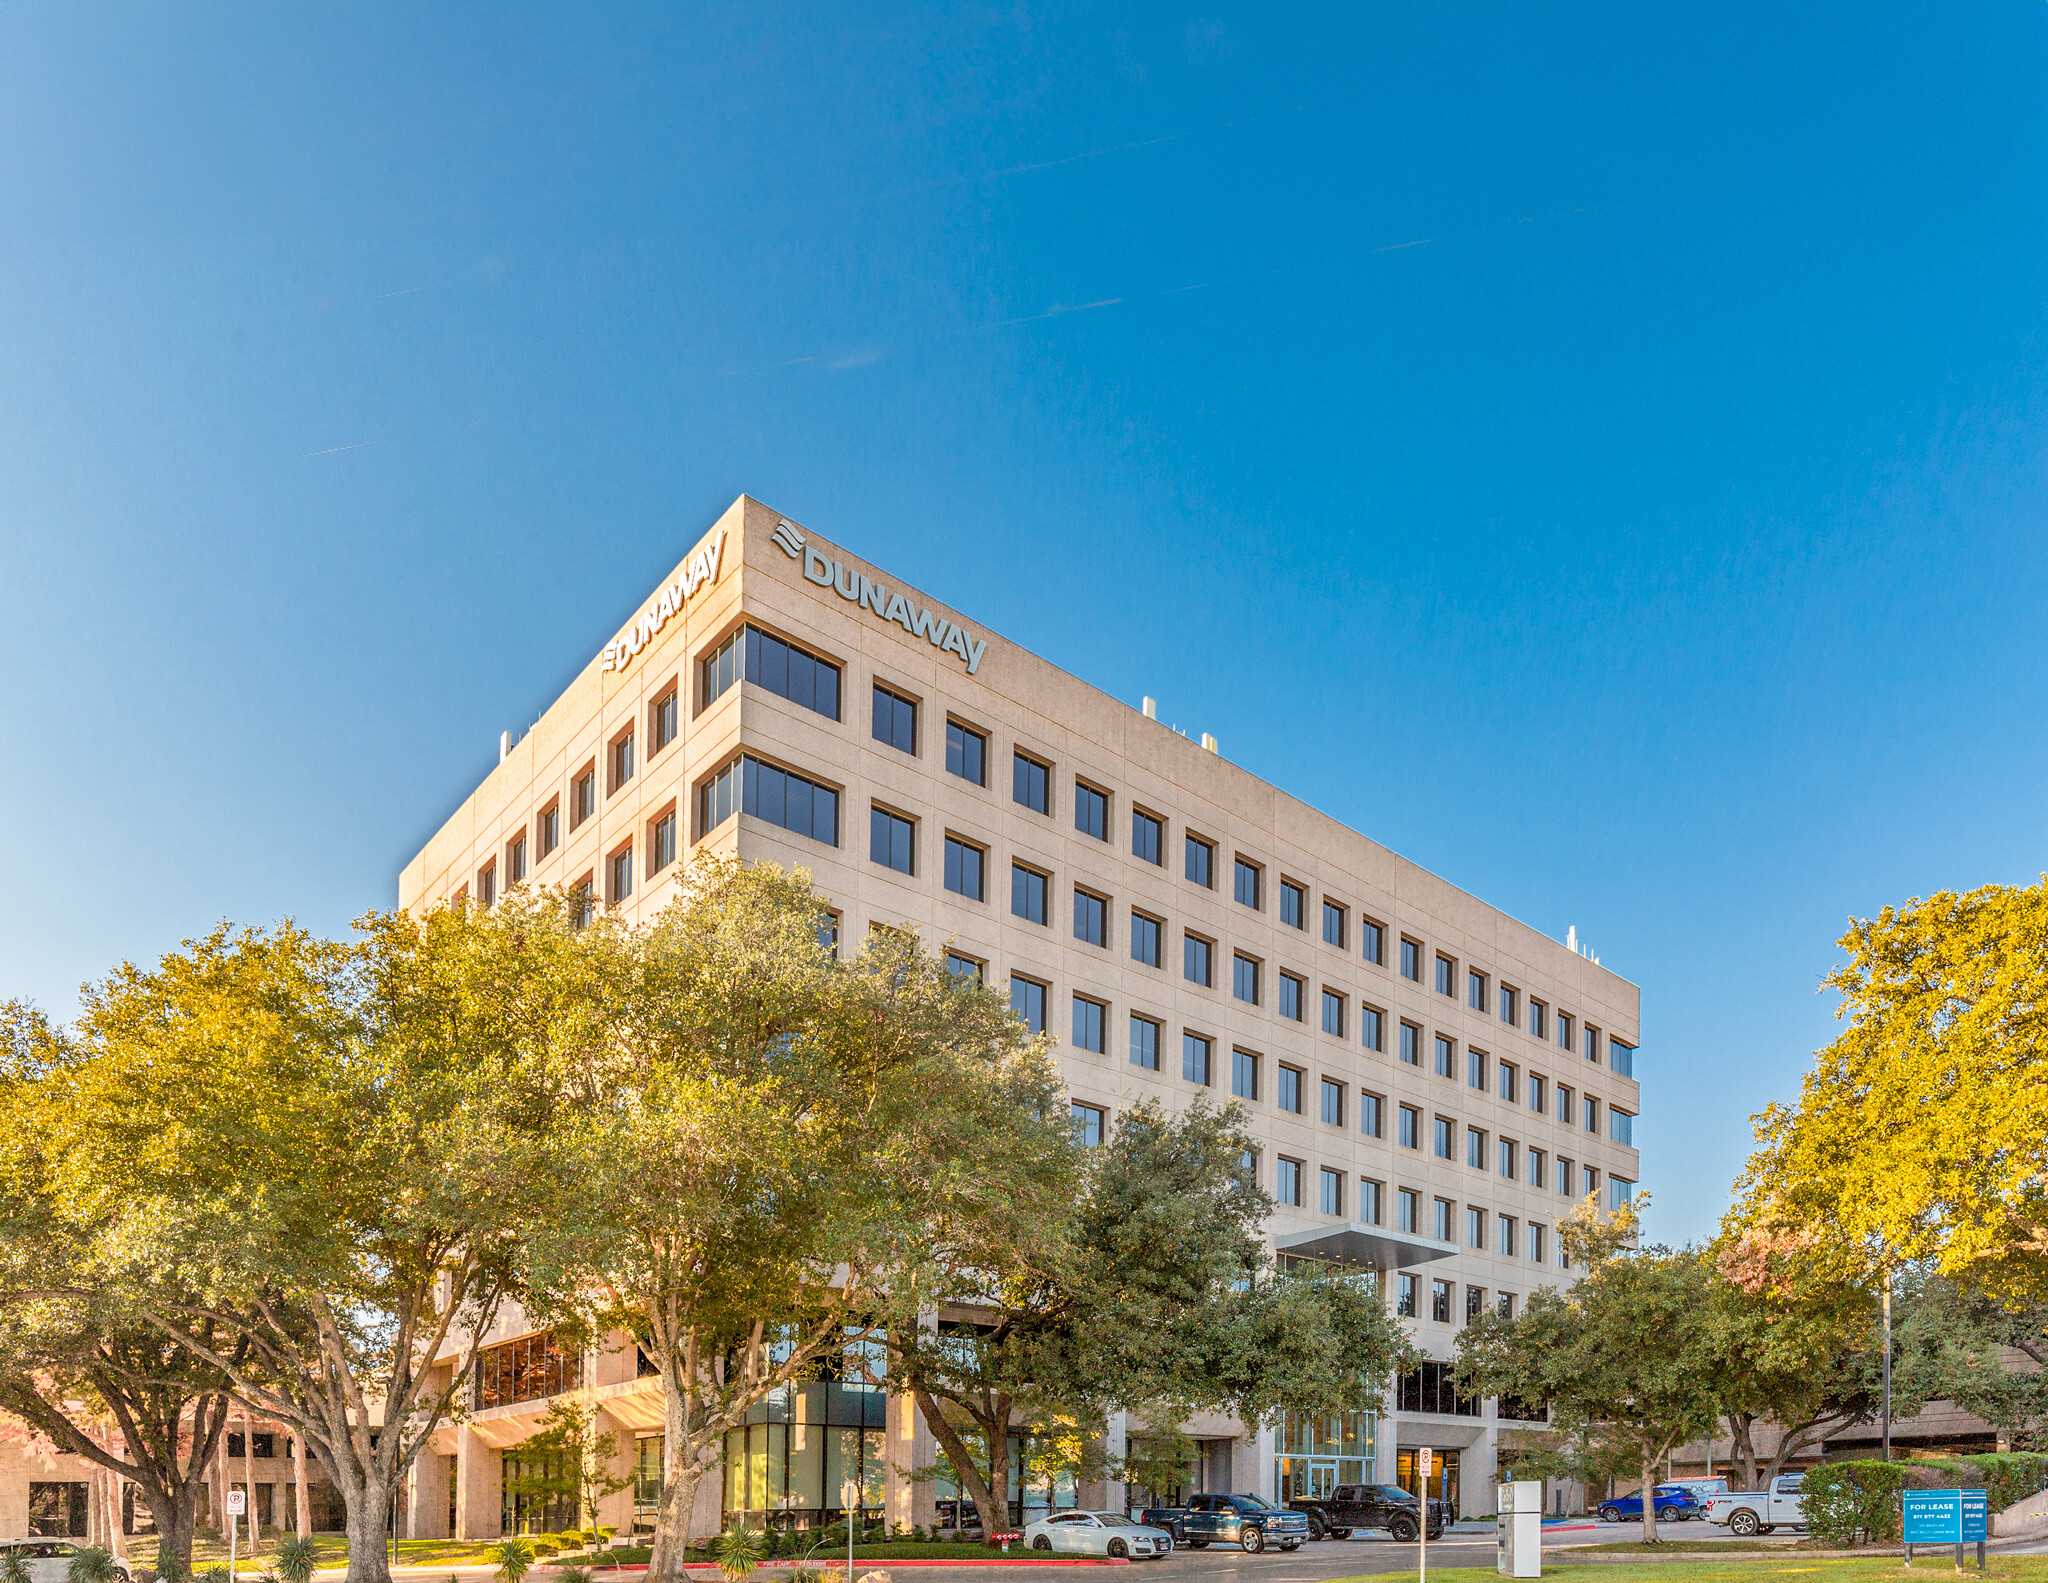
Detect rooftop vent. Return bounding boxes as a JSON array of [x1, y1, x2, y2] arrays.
[[1201, 732, 1219, 754], [1142, 696, 1158, 719], [499, 730, 512, 764]]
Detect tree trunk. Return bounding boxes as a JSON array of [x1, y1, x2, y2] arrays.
[[293, 1435, 309, 1537], [143, 1481, 200, 1582], [908, 1384, 1009, 1540], [1640, 1450, 1658, 1545], [1727, 1415, 1757, 1492], [645, 1456, 711, 1583], [341, 1478, 395, 1583]]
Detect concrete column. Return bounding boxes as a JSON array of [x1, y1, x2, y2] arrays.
[[1102, 1411, 1128, 1515], [455, 1426, 495, 1541], [592, 1409, 637, 1539], [883, 1391, 917, 1533]]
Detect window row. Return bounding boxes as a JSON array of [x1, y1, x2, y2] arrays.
[[693, 619, 1640, 1067]]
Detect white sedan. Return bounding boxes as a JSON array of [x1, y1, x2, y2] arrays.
[[1024, 1510, 1175, 1559]]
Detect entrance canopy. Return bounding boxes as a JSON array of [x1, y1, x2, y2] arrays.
[[1274, 1223, 1456, 1270]]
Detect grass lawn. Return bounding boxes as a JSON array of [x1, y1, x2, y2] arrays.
[[1331, 1561, 2048, 1583], [125, 1536, 513, 1573]]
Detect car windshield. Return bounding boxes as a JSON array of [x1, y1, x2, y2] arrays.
[[1381, 1487, 1417, 1502], [1234, 1496, 1273, 1510], [1097, 1516, 1137, 1527]]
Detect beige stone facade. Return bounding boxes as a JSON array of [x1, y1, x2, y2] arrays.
[[400, 495, 1644, 1532]]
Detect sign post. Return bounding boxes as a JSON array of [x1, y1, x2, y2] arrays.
[[1417, 1449, 1432, 1583], [225, 1488, 246, 1583]]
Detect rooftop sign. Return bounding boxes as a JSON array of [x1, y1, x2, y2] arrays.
[[600, 529, 727, 674], [772, 519, 987, 675]]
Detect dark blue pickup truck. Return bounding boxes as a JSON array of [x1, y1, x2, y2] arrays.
[[1140, 1493, 1310, 1553]]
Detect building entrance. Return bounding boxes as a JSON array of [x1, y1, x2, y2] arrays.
[[1396, 1448, 1461, 1521]]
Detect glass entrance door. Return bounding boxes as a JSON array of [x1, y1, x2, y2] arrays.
[[1395, 1448, 1462, 1521], [1307, 1462, 1339, 1500]]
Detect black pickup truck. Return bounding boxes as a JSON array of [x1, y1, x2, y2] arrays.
[[1139, 1494, 1310, 1553], [1286, 1483, 1447, 1542]]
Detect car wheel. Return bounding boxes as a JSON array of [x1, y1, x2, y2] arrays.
[[1032, 1535, 1053, 1551], [1759, 1525, 1776, 1535], [1730, 1511, 1759, 1537], [1108, 1540, 1128, 1559], [1281, 1542, 1301, 1552], [1658, 1507, 1681, 1523], [1389, 1517, 1418, 1544], [1599, 1506, 1621, 1524], [1240, 1527, 1265, 1554], [1330, 1529, 1351, 1540], [1306, 1519, 1325, 1542]]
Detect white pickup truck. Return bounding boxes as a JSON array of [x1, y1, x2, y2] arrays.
[[1706, 1473, 1807, 1535]]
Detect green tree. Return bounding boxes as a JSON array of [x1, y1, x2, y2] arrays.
[[887, 1099, 1412, 1540], [1729, 882, 2048, 1307], [499, 1399, 634, 1536], [26, 909, 560, 1583], [1458, 1196, 1720, 1544], [0, 1001, 244, 1577], [510, 858, 1076, 1583]]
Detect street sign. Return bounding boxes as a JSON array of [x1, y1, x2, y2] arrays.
[[225, 1490, 246, 1516], [1418, 1448, 1433, 1478]]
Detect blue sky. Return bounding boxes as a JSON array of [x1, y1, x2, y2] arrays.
[[3, 3, 2044, 1247]]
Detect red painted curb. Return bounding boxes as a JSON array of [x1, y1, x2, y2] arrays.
[[576, 1561, 1133, 1572]]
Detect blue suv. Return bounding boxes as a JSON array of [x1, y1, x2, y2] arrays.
[[1597, 1485, 1700, 1524]]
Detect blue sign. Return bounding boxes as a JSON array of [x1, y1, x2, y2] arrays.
[[1903, 1490, 1988, 1545]]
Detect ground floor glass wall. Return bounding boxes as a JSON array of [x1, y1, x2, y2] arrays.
[[1394, 1447, 1461, 1521], [1272, 1410, 1375, 1503], [720, 1379, 887, 1530], [502, 1451, 576, 1535]]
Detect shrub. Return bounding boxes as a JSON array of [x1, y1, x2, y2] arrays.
[[711, 1527, 764, 1583], [1804, 1460, 1910, 1546], [557, 1568, 594, 1583], [67, 1549, 122, 1583], [200, 1566, 231, 1583], [491, 1537, 537, 1583], [274, 1534, 319, 1583], [1, 1551, 33, 1583], [1919, 1454, 2048, 1513]]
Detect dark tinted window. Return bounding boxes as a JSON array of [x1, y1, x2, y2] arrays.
[[869, 807, 914, 874], [1074, 888, 1108, 946], [1132, 810, 1163, 864], [1012, 864, 1048, 924], [704, 626, 842, 720], [1013, 752, 1050, 813], [1234, 859, 1261, 909], [871, 684, 916, 754], [1074, 783, 1107, 840], [698, 756, 838, 846], [1185, 836, 1214, 887], [944, 836, 983, 900], [1131, 912, 1161, 967], [1280, 880, 1304, 928], [946, 721, 987, 785]]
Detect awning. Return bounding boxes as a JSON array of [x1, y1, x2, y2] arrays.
[[1274, 1224, 1457, 1270]]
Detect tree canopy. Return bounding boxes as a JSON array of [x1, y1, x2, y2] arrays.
[[1729, 881, 2048, 1306]]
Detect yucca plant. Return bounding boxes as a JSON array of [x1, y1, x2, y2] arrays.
[[710, 1526, 763, 1583], [555, 1568, 593, 1583], [272, 1534, 319, 1583], [1, 1549, 33, 1583], [199, 1566, 230, 1583], [490, 1538, 535, 1583]]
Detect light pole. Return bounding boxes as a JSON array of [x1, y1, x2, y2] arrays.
[[1881, 1268, 1893, 1463]]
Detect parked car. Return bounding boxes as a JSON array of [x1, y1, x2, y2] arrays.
[[0, 1542, 131, 1583], [1286, 1483, 1447, 1542], [1023, 1511, 1173, 1560], [1705, 1474, 1807, 1536], [1667, 1478, 1730, 1508], [1596, 1485, 1703, 1524], [1141, 1493, 1310, 1553]]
